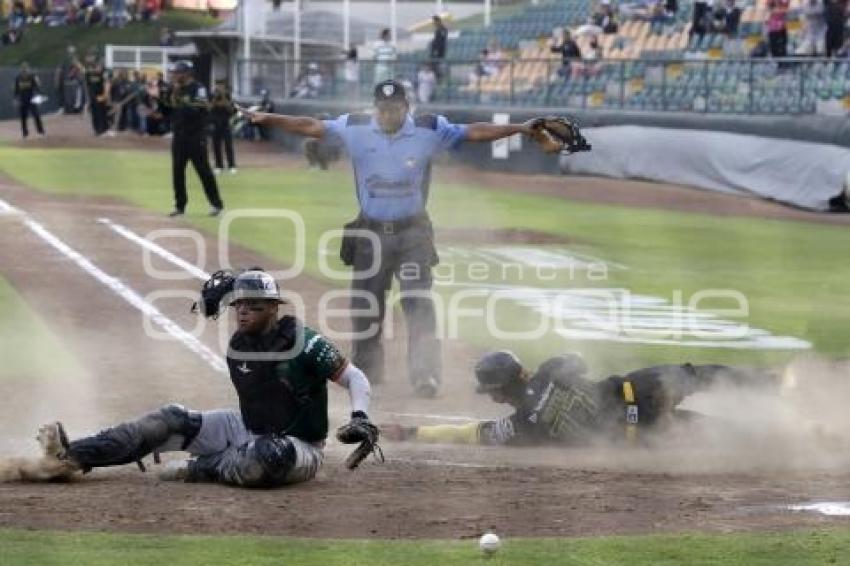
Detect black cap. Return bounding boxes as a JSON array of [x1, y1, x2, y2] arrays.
[[169, 60, 193, 74], [373, 80, 407, 103]]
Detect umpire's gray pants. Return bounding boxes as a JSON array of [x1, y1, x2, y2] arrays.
[[182, 409, 323, 486], [350, 220, 441, 387]]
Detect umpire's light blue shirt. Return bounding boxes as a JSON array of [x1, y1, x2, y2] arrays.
[[323, 113, 467, 221]]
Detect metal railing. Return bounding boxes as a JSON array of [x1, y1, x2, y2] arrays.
[[236, 57, 850, 115]]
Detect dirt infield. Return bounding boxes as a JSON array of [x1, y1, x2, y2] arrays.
[[1, 115, 849, 539]]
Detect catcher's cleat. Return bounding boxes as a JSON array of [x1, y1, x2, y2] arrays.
[[158, 459, 192, 482], [37, 422, 70, 460]]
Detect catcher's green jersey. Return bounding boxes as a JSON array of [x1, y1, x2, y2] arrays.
[[227, 316, 347, 441]]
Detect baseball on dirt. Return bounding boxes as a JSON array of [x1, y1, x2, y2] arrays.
[[479, 532, 501, 555]]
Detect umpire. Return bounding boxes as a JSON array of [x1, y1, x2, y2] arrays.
[[243, 80, 539, 398], [13, 62, 45, 138], [157, 61, 224, 217]]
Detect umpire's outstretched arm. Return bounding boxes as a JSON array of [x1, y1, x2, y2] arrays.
[[241, 109, 325, 138], [464, 122, 535, 142]]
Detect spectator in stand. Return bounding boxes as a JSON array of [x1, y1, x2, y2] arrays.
[[797, 0, 827, 55], [825, 0, 847, 56], [142, 0, 160, 21], [766, 0, 789, 58], [711, 0, 740, 34], [108, 0, 127, 27], [579, 35, 605, 77], [665, 0, 678, 18], [691, 0, 712, 40], [343, 46, 360, 98], [32, 0, 48, 23], [592, 0, 619, 34], [373, 28, 397, 84], [837, 36, 850, 56], [550, 27, 582, 81], [10, 1, 27, 30], [470, 48, 499, 82], [416, 62, 437, 103], [486, 39, 506, 71], [650, 0, 671, 34], [429, 15, 448, 80], [290, 63, 323, 98]]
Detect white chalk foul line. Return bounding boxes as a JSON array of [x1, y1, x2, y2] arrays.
[[0, 198, 18, 215], [97, 217, 210, 280], [0, 197, 227, 375], [380, 411, 478, 423]]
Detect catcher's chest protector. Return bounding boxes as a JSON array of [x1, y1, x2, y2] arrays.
[[227, 317, 328, 440]]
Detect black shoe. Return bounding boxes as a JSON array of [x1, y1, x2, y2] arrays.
[[168, 209, 184, 218], [208, 206, 223, 217], [414, 377, 439, 399]]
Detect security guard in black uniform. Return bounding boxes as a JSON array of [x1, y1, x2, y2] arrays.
[[382, 351, 780, 445], [209, 78, 237, 174], [158, 61, 224, 217], [83, 52, 109, 136], [13, 62, 45, 138]]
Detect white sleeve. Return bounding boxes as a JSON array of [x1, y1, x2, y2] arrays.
[[334, 362, 372, 415]]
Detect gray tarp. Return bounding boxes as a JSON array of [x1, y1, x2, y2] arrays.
[[561, 126, 850, 211]]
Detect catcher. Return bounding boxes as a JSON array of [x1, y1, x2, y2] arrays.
[[382, 351, 777, 446], [239, 81, 589, 399], [2, 268, 380, 488]]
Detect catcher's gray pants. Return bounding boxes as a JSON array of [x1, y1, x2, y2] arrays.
[[349, 218, 441, 388], [181, 409, 323, 487]]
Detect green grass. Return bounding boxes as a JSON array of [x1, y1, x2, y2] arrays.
[[1, 146, 849, 372], [0, 10, 218, 67], [0, 275, 85, 380], [1, 528, 848, 565]]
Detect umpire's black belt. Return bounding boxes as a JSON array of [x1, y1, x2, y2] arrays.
[[360, 214, 428, 236]]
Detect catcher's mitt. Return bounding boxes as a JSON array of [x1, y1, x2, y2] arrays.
[[191, 270, 236, 319], [336, 412, 383, 470], [527, 116, 592, 155]]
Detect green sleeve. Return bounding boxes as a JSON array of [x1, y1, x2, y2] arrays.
[[297, 326, 347, 382]]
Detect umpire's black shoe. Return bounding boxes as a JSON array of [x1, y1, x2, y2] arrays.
[[168, 209, 184, 218], [414, 377, 439, 399]]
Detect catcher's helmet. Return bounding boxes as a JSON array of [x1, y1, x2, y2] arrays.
[[475, 350, 524, 393], [228, 269, 284, 304]]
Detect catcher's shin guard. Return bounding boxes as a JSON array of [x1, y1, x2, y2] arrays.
[[66, 404, 202, 472], [190, 434, 297, 488]]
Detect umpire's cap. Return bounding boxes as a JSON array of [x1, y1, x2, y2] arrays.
[[475, 350, 524, 393], [229, 269, 285, 304], [373, 79, 407, 104], [169, 60, 194, 74]]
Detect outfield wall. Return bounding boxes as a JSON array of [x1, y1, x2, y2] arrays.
[[270, 99, 850, 211]]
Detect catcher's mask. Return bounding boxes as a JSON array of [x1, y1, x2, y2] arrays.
[[229, 269, 285, 305], [475, 350, 524, 393], [193, 268, 284, 319]]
